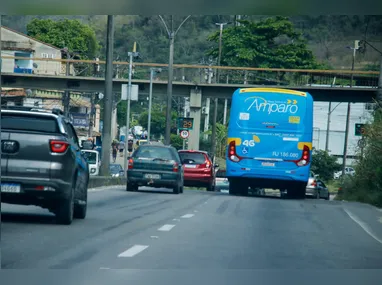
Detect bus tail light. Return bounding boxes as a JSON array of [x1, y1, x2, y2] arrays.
[[228, 141, 242, 162], [296, 145, 310, 166]]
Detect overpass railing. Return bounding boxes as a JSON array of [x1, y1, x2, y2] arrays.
[[2, 56, 380, 88]]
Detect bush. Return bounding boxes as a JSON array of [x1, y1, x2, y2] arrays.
[[339, 108, 382, 207], [311, 149, 341, 182], [170, 134, 184, 150]]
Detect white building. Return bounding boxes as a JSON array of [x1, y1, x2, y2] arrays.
[[313, 101, 374, 166], [1, 25, 67, 76]]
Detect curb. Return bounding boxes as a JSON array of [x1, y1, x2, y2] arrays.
[[88, 184, 126, 192]]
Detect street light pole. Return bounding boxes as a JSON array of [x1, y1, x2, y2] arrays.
[[159, 15, 191, 145], [123, 43, 139, 171], [342, 42, 357, 176], [211, 22, 227, 159]]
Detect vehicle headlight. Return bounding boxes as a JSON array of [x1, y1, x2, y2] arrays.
[[90, 168, 96, 173]]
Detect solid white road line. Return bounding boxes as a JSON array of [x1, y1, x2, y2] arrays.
[[158, 224, 176, 231], [344, 208, 382, 245], [118, 245, 149, 257], [181, 214, 194, 218]]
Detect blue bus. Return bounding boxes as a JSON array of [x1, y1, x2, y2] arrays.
[[226, 88, 313, 198]]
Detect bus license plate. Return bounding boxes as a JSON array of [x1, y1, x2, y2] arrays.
[[262, 162, 275, 167], [144, 174, 161, 179], [1, 183, 21, 193]]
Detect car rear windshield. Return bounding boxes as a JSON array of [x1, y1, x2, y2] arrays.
[[1, 114, 59, 133], [179, 152, 206, 164], [134, 146, 175, 160]]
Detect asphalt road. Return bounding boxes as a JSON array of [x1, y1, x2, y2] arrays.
[[2, 187, 382, 283]]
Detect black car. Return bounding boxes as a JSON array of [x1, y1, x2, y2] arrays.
[[126, 144, 184, 194], [1, 108, 89, 225]]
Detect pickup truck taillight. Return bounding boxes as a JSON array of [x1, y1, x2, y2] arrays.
[[128, 158, 134, 169], [173, 162, 179, 172], [50, 140, 69, 153]]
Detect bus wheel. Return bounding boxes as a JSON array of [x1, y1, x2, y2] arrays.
[[229, 180, 239, 195], [295, 184, 306, 199]]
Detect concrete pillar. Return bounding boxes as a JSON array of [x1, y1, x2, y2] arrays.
[[188, 88, 202, 150], [203, 98, 210, 140]]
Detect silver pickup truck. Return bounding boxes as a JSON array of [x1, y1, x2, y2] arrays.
[[1, 108, 89, 225]]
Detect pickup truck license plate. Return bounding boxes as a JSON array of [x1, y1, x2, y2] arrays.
[[1, 183, 21, 193], [144, 174, 161, 179]]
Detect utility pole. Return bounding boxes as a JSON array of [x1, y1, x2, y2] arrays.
[[88, 93, 95, 137], [100, 15, 114, 176], [325, 102, 332, 152], [223, 98, 228, 125], [159, 15, 191, 145], [342, 41, 358, 176], [123, 42, 139, 171], [211, 22, 227, 159], [182, 97, 187, 150], [63, 48, 71, 117], [378, 55, 382, 103], [165, 16, 174, 145]]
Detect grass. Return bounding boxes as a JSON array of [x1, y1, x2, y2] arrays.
[[327, 180, 340, 194]]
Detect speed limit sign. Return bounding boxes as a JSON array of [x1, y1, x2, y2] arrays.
[[180, 130, 190, 139]]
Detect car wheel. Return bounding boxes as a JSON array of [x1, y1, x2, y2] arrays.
[[126, 183, 138, 191], [173, 184, 180, 194], [206, 183, 215, 192], [56, 185, 74, 225], [74, 179, 87, 219]]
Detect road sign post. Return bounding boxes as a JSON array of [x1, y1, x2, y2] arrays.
[[180, 130, 190, 139]]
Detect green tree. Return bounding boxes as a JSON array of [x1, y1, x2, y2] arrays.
[[206, 16, 319, 69], [27, 18, 99, 59], [203, 123, 228, 158], [137, 104, 177, 139], [338, 109, 382, 207], [311, 149, 341, 182]]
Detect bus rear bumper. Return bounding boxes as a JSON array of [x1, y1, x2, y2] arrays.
[[226, 168, 309, 189]]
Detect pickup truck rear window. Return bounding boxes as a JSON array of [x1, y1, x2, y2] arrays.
[[1, 114, 59, 133]]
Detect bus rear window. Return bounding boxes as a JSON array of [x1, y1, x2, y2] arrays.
[[1, 114, 60, 133], [232, 93, 307, 131]]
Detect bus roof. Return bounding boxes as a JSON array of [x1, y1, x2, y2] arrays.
[[238, 88, 307, 97]]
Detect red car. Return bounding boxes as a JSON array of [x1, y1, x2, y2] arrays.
[[178, 150, 217, 191]]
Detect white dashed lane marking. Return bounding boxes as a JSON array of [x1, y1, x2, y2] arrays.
[[158, 224, 176, 231], [344, 209, 382, 245], [181, 214, 194, 218], [118, 245, 149, 257]]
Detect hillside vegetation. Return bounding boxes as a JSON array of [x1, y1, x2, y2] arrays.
[[2, 15, 382, 70]]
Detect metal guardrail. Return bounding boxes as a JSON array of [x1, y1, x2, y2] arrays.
[[2, 56, 380, 88]]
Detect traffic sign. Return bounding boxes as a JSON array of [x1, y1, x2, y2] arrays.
[[355, 123, 366, 136], [180, 130, 190, 139], [178, 117, 194, 130]]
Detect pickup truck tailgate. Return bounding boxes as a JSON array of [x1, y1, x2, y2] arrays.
[[6, 132, 57, 179], [1, 112, 69, 180]]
